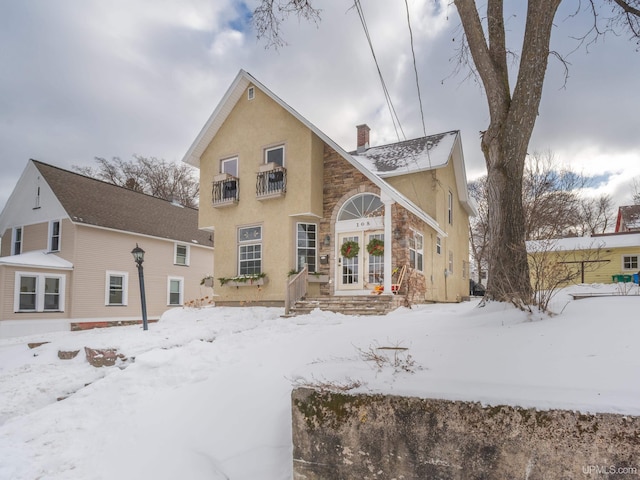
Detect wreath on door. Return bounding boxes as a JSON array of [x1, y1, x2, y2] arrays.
[[366, 238, 384, 256], [340, 240, 360, 259]]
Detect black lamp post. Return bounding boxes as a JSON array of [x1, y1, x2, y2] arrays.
[[131, 244, 148, 331]]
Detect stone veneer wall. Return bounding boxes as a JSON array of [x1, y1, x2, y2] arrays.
[[292, 388, 640, 479], [320, 145, 428, 301]]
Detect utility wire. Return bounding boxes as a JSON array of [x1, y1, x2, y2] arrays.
[[404, 0, 428, 138], [354, 0, 405, 142]]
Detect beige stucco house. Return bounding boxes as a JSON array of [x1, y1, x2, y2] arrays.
[[0, 160, 214, 337], [183, 70, 475, 309]]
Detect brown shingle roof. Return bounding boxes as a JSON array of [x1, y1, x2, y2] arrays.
[[33, 160, 212, 247]]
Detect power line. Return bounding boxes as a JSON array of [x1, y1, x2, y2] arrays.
[[404, 0, 428, 138], [353, 0, 405, 142]]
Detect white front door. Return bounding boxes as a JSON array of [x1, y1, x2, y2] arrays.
[[337, 231, 384, 292]]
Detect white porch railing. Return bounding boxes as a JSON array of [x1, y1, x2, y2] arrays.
[[285, 264, 308, 315]]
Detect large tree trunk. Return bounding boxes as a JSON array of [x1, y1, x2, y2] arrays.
[[454, 0, 561, 307]]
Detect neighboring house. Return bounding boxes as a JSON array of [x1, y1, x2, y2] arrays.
[[0, 160, 214, 337], [182, 70, 475, 307], [526, 232, 640, 286], [615, 205, 640, 232]]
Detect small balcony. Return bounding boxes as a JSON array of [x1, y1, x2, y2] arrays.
[[212, 174, 239, 207], [256, 164, 286, 200]]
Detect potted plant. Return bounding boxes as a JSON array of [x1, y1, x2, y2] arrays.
[[200, 275, 215, 288]]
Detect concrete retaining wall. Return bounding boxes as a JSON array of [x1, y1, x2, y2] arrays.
[[292, 388, 640, 479]]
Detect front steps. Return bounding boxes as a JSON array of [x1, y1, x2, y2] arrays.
[[288, 295, 405, 316]]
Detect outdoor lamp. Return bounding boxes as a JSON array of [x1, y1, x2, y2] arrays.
[[131, 244, 148, 331], [131, 244, 145, 265]]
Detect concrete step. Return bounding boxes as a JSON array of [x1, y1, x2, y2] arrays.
[[290, 295, 402, 316]]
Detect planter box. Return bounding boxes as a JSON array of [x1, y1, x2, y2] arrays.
[[308, 274, 329, 283], [222, 277, 267, 287], [202, 278, 214, 288], [214, 173, 231, 182]]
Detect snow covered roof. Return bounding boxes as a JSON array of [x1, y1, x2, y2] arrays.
[[0, 250, 73, 270], [616, 205, 640, 232], [350, 131, 458, 176], [527, 232, 640, 252]]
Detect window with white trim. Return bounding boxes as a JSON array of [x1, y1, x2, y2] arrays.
[[409, 230, 424, 272], [265, 145, 284, 167], [238, 225, 262, 275], [168, 277, 183, 306], [296, 223, 317, 272], [448, 191, 454, 225], [221, 157, 238, 177], [436, 236, 441, 255], [175, 244, 189, 266], [15, 272, 65, 312], [247, 86, 255, 100], [49, 220, 61, 252], [106, 271, 128, 306], [12, 227, 22, 255], [622, 255, 639, 270], [448, 251, 454, 274]]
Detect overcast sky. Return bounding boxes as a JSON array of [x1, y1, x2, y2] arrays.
[[1, 0, 639, 214]]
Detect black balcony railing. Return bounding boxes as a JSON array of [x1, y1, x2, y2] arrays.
[[212, 176, 239, 206], [256, 166, 286, 199]]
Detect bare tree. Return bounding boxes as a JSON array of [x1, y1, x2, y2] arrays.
[[632, 177, 640, 204], [253, 0, 640, 308], [75, 156, 199, 208], [468, 177, 489, 285], [470, 152, 616, 301]]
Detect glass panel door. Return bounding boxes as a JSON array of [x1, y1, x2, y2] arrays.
[[338, 234, 362, 290], [366, 232, 384, 288]]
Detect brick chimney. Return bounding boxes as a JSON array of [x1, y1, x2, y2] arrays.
[[356, 124, 370, 153]]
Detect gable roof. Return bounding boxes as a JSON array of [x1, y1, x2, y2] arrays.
[[527, 232, 640, 252], [182, 70, 475, 236], [615, 205, 640, 232], [350, 131, 457, 175], [31, 160, 212, 247]]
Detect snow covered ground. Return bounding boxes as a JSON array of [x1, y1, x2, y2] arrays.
[[1, 283, 639, 479]]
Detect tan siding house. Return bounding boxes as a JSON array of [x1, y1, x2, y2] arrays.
[[183, 70, 475, 309], [0, 160, 214, 337]]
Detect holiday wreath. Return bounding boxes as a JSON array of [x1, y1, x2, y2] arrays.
[[366, 238, 384, 256], [340, 240, 360, 259]]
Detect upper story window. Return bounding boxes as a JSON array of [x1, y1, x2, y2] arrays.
[[436, 236, 442, 255], [265, 145, 284, 167], [49, 220, 61, 252], [238, 225, 262, 275], [409, 230, 424, 272], [175, 244, 189, 266], [221, 157, 238, 177], [106, 271, 128, 306], [12, 227, 22, 255], [448, 191, 454, 225], [15, 272, 65, 312], [248, 86, 255, 100]]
